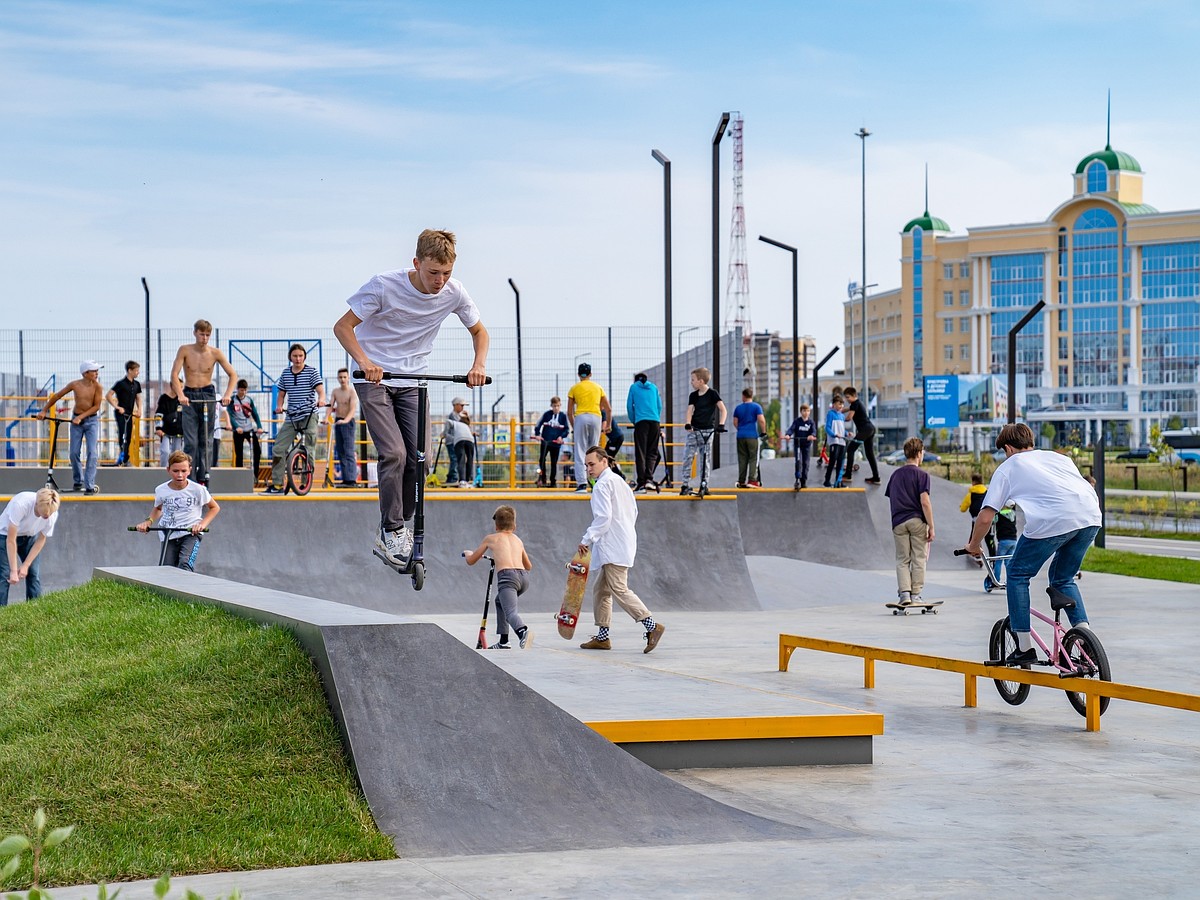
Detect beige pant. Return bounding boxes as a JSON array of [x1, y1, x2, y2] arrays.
[[592, 564, 652, 627], [892, 517, 929, 595]]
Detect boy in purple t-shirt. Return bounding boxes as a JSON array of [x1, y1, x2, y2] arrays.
[[883, 436, 934, 605]]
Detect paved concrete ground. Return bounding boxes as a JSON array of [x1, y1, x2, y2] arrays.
[[69, 556, 1200, 898]]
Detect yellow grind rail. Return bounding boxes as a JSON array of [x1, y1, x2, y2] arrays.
[[779, 633, 1200, 733]]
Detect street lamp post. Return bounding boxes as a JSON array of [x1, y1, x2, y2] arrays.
[[652, 149, 673, 467], [712, 112, 730, 469], [856, 126, 871, 395], [758, 235, 800, 417], [508, 278, 525, 459]]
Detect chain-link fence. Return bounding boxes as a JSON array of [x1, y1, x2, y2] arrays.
[[1, 325, 738, 484]]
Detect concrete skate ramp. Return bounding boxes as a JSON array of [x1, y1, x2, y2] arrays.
[[864, 470, 983, 572], [34, 493, 759, 614], [96, 567, 811, 858], [733, 489, 887, 565]]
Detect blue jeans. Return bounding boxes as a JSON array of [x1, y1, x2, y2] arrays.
[[70, 415, 99, 489], [0, 535, 42, 604], [335, 421, 358, 484], [1005, 525, 1099, 632]]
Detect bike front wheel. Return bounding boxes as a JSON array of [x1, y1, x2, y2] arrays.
[[989, 617, 1030, 706], [1061, 627, 1111, 717], [286, 447, 314, 495]]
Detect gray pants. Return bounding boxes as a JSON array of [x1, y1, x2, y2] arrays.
[[495, 568, 529, 636], [355, 383, 431, 530], [573, 413, 601, 485]]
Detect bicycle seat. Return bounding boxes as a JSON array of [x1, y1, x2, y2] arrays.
[[1046, 585, 1076, 612]]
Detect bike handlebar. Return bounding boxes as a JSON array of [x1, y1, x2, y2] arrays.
[[953, 548, 972, 556], [128, 525, 210, 533], [352, 370, 492, 385]]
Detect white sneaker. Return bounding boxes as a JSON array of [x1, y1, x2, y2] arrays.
[[376, 527, 411, 566]]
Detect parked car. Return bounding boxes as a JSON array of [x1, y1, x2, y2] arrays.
[[1115, 448, 1153, 461], [883, 448, 940, 465]]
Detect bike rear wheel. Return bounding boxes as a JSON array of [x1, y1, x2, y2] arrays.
[[1061, 627, 1111, 717], [286, 447, 314, 495], [989, 617, 1030, 705]]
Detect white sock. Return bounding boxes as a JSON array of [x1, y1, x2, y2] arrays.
[[1017, 632, 1033, 652]]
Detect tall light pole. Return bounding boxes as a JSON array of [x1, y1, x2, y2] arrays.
[[652, 149, 673, 467], [712, 112, 730, 468], [758, 235, 799, 417], [508, 278, 525, 451], [856, 126, 871, 395]]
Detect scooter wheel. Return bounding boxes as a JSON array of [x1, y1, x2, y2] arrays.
[[411, 561, 425, 591]]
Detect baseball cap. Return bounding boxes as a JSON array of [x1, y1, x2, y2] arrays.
[[79, 360, 104, 374], [578, 362, 592, 377], [451, 397, 468, 406]]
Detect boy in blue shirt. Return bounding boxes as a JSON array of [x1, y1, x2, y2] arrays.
[[785, 403, 817, 489], [732, 389, 766, 488], [822, 395, 848, 488]]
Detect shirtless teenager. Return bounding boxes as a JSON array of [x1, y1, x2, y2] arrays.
[[330, 368, 360, 487], [169, 319, 238, 486], [37, 360, 107, 493], [464, 505, 533, 649]]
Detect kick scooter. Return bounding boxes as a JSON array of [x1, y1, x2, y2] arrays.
[[353, 370, 490, 591]]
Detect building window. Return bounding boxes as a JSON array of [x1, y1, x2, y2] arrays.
[[960, 344, 970, 360], [1058, 365, 1068, 387], [1058, 336, 1068, 358], [943, 263, 953, 279], [1086, 160, 1108, 194], [960, 317, 970, 333], [943, 318, 953, 334], [943, 291, 953, 307], [944, 346, 954, 361], [960, 261, 970, 279], [960, 290, 970, 306]]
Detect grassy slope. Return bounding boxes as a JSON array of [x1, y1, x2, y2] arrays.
[[0, 580, 395, 889], [1081, 547, 1200, 584]]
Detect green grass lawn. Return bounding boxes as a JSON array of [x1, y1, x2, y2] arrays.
[[1081, 547, 1200, 584], [0, 580, 395, 890]]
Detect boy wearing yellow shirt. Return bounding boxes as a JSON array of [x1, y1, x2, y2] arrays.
[[566, 362, 611, 492]]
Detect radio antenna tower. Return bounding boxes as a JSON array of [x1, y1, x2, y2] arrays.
[[723, 113, 752, 383]]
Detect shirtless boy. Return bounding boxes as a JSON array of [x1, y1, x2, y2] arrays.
[[37, 360, 107, 494], [464, 505, 533, 649], [169, 319, 238, 485], [330, 367, 360, 487]]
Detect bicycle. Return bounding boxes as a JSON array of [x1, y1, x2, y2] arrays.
[[351, 370, 491, 592], [276, 407, 324, 496], [955, 547, 1112, 718]]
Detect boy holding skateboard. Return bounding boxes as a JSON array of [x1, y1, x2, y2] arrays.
[[333, 229, 489, 569], [884, 436, 934, 606], [464, 505, 533, 649], [135, 450, 221, 571], [578, 446, 665, 653]]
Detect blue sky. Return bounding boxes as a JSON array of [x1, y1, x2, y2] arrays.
[[3, 0, 1200, 369]]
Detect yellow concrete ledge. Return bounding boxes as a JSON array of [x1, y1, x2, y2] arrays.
[[587, 713, 883, 743]]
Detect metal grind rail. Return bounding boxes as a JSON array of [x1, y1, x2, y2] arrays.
[[779, 633, 1200, 732]]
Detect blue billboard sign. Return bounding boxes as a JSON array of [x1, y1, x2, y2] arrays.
[[924, 374, 1026, 429]]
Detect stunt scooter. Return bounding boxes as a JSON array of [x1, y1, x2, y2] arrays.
[[352, 370, 490, 591]]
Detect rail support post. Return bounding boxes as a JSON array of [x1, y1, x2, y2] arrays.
[[1086, 693, 1102, 732], [863, 657, 875, 689], [964, 674, 977, 708]]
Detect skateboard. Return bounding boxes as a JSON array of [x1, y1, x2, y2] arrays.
[[885, 600, 943, 616], [555, 546, 591, 639]]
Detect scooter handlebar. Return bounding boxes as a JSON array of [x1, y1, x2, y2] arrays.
[[352, 370, 492, 385]]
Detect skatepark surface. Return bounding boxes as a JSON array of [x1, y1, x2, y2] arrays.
[[10, 473, 1200, 896], [69, 554, 1200, 897]]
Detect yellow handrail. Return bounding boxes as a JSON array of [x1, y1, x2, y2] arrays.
[[779, 632, 1200, 733]]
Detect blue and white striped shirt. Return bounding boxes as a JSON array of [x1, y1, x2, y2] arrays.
[[279, 365, 321, 422]]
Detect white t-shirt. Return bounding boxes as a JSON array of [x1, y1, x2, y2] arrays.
[[0, 492, 57, 538], [582, 467, 638, 569], [154, 480, 213, 542], [981, 450, 1102, 539], [346, 268, 480, 384]]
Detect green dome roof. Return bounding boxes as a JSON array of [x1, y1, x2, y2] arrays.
[[1075, 145, 1142, 175], [903, 210, 950, 233]]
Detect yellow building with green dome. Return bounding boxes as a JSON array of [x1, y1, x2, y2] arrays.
[[846, 137, 1200, 449]]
